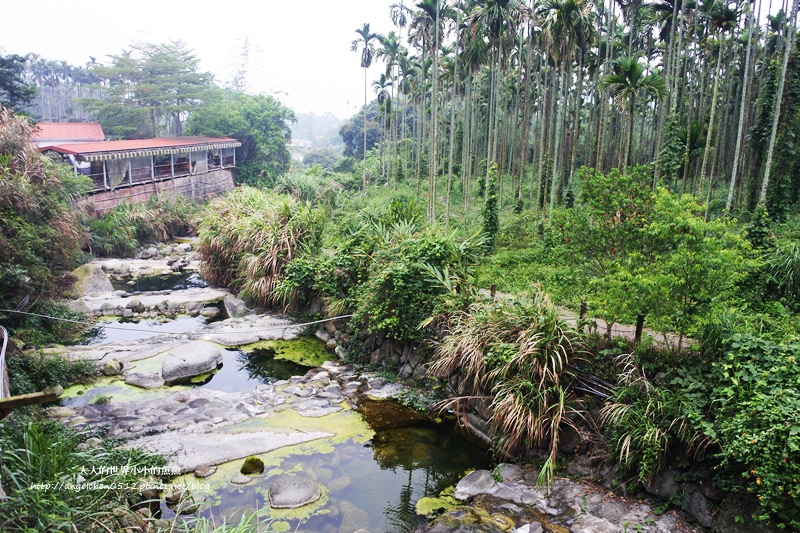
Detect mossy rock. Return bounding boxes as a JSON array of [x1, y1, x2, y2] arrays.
[[241, 456, 265, 475], [415, 486, 460, 518]]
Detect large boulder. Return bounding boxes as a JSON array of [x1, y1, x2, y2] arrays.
[[161, 340, 223, 383], [72, 263, 113, 296], [223, 293, 249, 319], [268, 474, 321, 509]]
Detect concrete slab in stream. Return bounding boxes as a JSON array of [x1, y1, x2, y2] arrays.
[[127, 430, 332, 474]]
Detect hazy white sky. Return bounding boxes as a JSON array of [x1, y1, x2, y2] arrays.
[[1, 0, 400, 119]]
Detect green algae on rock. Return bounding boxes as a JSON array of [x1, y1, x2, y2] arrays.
[[415, 486, 461, 518], [242, 337, 330, 367], [241, 456, 265, 475]]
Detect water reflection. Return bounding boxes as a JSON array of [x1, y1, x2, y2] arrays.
[[180, 402, 490, 533], [196, 349, 311, 392], [111, 271, 208, 293]]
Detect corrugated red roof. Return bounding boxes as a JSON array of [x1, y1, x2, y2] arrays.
[[41, 136, 242, 162], [33, 122, 105, 141], [47, 137, 239, 155]]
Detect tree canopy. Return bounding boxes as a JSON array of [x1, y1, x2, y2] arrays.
[[0, 54, 37, 111], [79, 41, 214, 138], [187, 90, 296, 187]]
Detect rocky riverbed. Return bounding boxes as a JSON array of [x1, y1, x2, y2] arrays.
[[38, 246, 707, 532]]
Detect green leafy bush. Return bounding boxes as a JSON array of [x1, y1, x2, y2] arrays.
[[710, 335, 800, 528], [0, 109, 89, 313], [7, 350, 96, 395], [353, 230, 482, 343], [8, 300, 90, 346]]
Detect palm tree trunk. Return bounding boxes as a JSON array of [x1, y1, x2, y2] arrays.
[[760, 0, 800, 205], [363, 67, 368, 190], [550, 66, 567, 220], [726, 0, 758, 213], [624, 96, 635, 168], [699, 37, 727, 199]]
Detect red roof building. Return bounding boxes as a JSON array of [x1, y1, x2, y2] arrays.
[[41, 136, 242, 214], [33, 122, 105, 148]]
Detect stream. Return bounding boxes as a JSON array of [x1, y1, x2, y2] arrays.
[[56, 269, 491, 532], [49, 256, 703, 533]]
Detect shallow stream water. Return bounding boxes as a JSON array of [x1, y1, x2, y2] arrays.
[[64, 271, 491, 532]]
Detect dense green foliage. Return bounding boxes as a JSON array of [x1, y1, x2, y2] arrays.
[[0, 109, 89, 339], [0, 417, 165, 532], [187, 90, 295, 187], [87, 196, 198, 257], [7, 350, 96, 396], [0, 55, 37, 111]]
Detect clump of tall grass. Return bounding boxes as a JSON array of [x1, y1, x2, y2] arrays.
[[599, 353, 709, 483], [87, 195, 199, 257], [196, 186, 326, 308], [0, 417, 166, 532], [429, 291, 581, 485]]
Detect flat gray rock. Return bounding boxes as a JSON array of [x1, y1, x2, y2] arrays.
[[127, 430, 332, 473], [231, 475, 253, 485], [125, 371, 165, 389], [514, 525, 544, 533], [365, 383, 405, 400], [161, 340, 222, 382], [200, 330, 260, 347], [224, 293, 249, 318], [82, 287, 228, 313], [268, 474, 321, 509], [569, 514, 618, 533], [454, 470, 498, 500], [194, 465, 217, 478]]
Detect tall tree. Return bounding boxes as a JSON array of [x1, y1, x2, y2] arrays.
[[760, 0, 800, 205], [187, 90, 296, 187], [0, 54, 37, 111], [81, 41, 213, 138], [598, 56, 667, 168], [352, 23, 381, 189]]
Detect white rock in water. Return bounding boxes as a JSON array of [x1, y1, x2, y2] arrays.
[[161, 340, 222, 382]]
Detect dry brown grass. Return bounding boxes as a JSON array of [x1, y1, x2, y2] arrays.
[[196, 186, 325, 308], [430, 291, 582, 485]]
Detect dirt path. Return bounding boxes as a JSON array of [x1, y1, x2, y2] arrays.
[[478, 289, 693, 350]]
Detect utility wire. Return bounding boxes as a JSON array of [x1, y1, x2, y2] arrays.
[[0, 309, 353, 336]]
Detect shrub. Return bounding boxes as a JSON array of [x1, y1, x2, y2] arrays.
[[7, 350, 96, 395], [196, 186, 326, 308], [600, 354, 709, 482], [0, 418, 165, 532], [353, 230, 482, 343], [429, 292, 581, 485], [7, 300, 90, 347], [710, 335, 800, 528], [0, 108, 89, 313]]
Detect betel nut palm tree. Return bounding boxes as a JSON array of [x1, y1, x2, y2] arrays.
[[598, 56, 667, 168], [352, 23, 380, 190]]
